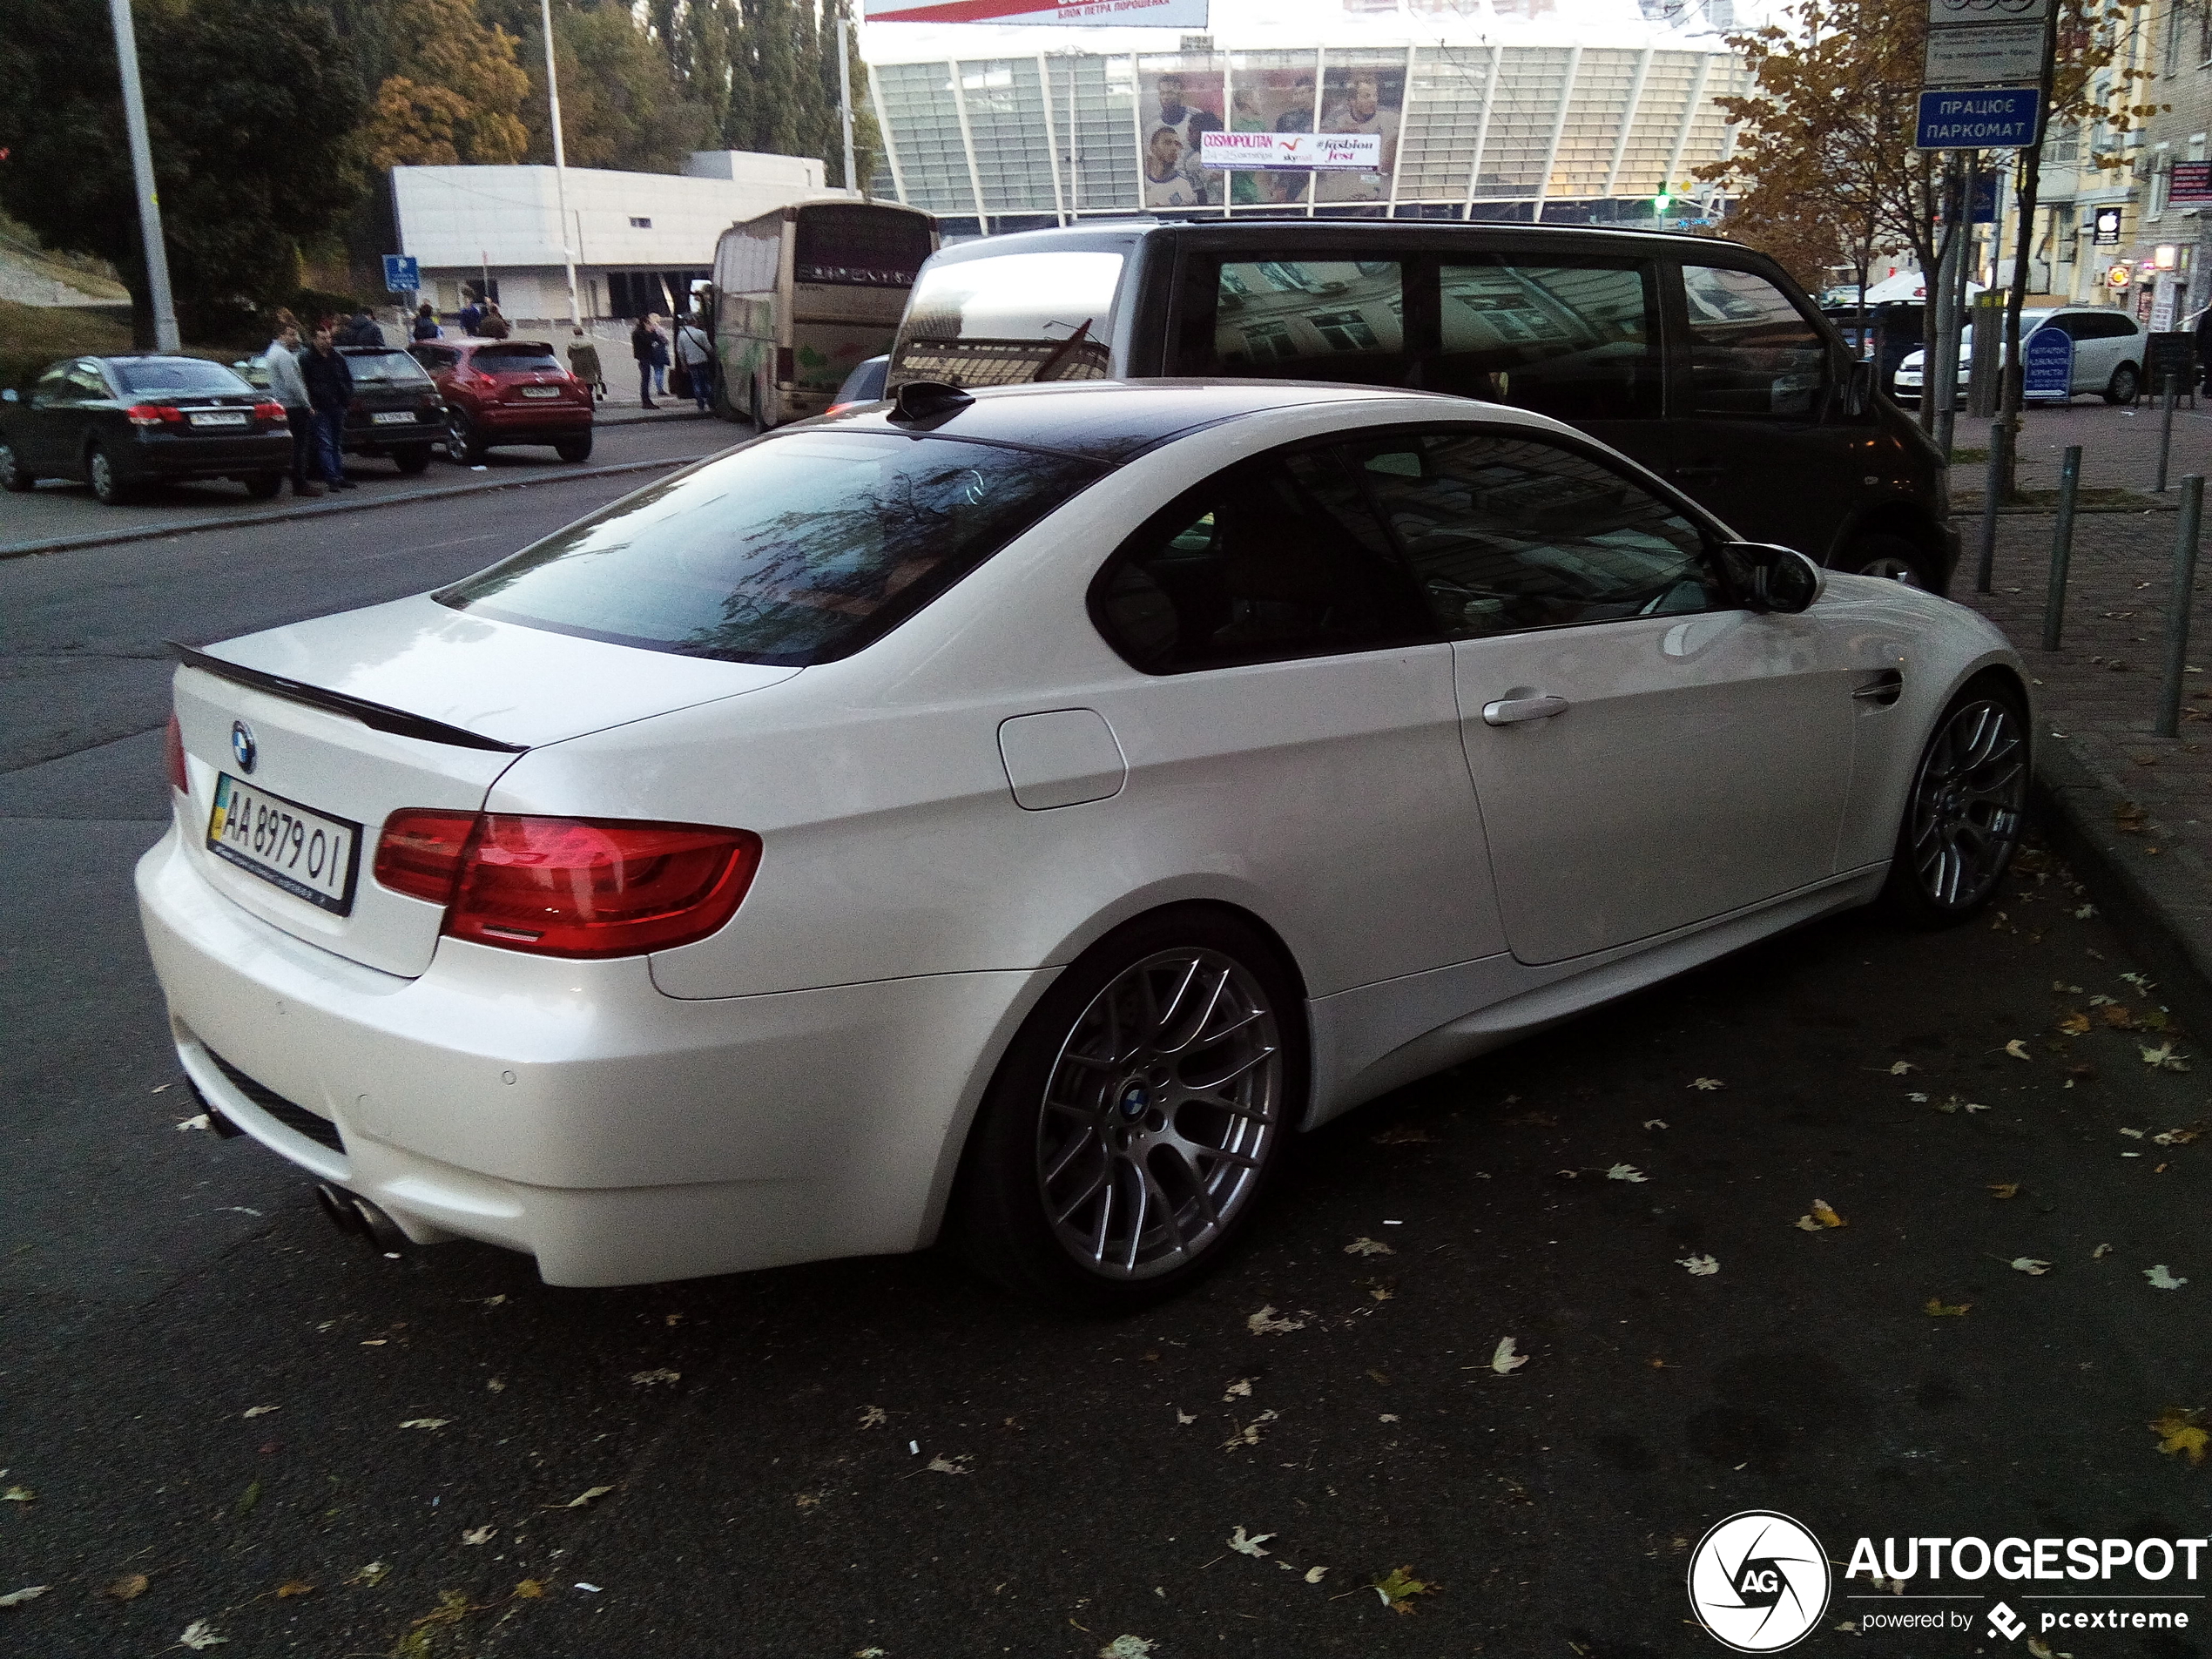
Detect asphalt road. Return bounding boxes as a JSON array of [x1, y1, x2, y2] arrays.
[[3, 470, 2210, 1659]]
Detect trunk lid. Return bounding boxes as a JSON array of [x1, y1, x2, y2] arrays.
[[175, 596, 798, 976]]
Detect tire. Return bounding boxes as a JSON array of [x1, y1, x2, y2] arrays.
[[394, 445, 433, 475], [1879, 679, 2029, 927], [953, 907, 1305, 1312], [1843, 532, 1929, 588], [242, 473, 284, 500], [88, 442, 136, 505], [554, 433, 594, 462], [0, 441, 31, 492], [442, 412, 483, 464], [2104, 362, 2141, 406]]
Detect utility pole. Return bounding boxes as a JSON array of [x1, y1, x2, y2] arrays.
[[837, 3, 859, 195], [107, 0, 179, 351], [540, 0, 581, 327]]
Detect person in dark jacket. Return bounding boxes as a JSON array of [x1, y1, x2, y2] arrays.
[[459, 292, 486, 336], [2194, 303, 2212, 395], [299, 326, 357, 489], [411, 303, 442, 342], [335, 307, 384, 347], [630, 313, 665, 408]]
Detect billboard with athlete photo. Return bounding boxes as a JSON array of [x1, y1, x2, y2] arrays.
[[1138, 68, 1225, 208], [1316, 64, 1403, 203], [1225, 68, 1320, 206]]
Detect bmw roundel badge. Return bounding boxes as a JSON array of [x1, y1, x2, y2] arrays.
[[231, 720, 257, 774]]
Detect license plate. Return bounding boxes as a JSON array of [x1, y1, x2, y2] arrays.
[[519, 386, 560, 398], [371, 410, 416, 425], [206, 773, 361, 915], [189, 410, 249, 428]]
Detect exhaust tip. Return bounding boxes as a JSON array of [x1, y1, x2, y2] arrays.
[[314, 1183, 411, 1258]]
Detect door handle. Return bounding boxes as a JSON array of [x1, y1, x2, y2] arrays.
[[1481, 694, 1570, 726]]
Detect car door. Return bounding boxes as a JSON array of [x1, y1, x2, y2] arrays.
[[1664, 259, 1856, 564], [17, 365, 75, 469], [1338, 423, 1874, 966]]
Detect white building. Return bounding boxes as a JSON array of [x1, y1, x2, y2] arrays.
[[393, 151, 842, 322]]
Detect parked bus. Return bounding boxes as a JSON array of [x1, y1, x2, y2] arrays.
[[708, 201, 936, 428]]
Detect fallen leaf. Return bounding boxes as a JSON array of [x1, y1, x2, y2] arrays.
[[1889, 1061, 1916, 1075], [1378, 1413, 1400, 1423], [2115, 801, 2148, 832], [2094, 1244, 2114, 1258], [554, 1485, 615, 1509], [1368, 1285, 1393, 1302], [1924, 1299, 1971, 1316], [628, 1368, 679, 1386], [1305, 1565, 1329, 1582], [514, 1580, 544, 1599], [0, 1587, 50, 1608], [234, 1480, 260, 1516], [2121, 1127, 2148, 1139], [242, 1406, 280, 1419], [179, 1621, 230, 1650], [1606, 1163, 1649, 1183], [1989, 1183, 2021, 1199], [1344, 1237, 1393, 1257], [1688, 1077, 1724, 1090], [274, 1581, 314, 1599], [857, 1405, 887, 1429], [1491, 1336, 1528, 1375], [1174, 1410, 1197, 1426], [1371, 1565, 1436, 1614], [1228, 1525, 1275, 1558], [462, 1526, 496, 1546], [1794, 1198, 1845, 1230], [1223, 1410, 1278, 1450], [2151, 1407, 2209, 1465], [1677, 1253, 1720, 1276], [1098, 1638, 1156, 1659], [2005, 1040, 2032, 1061], [2012, 1258, 2054, 1276], [2059, 1012, 2091, 1035], [175, 1115, 211, 1131], [2029, 1637, 2075, 1659], [2141, 1042, 2192, 1072], [0, 1487, 32, 1504], [104, 1574, 149, 1602], [348, 1561, 390, 1587], [1642, 1118, 1669, 1130], [398, 1418, 449, 1431], [2155, 1127, 2202, 1145], [1223, 1379, 1253, 1400], [1246, 1305, 1305, 1337], [2146, 1264, 2189, 1290], [1906, 1091, 1930, 1103], [926, 1454, 972, 1475]]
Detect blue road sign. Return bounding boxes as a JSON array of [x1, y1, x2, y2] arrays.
[[2023, 325, 2073, 401], [1915, 87, 2040, 150], [381, 254, 421, 293]]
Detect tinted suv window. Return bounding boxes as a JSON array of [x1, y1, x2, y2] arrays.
[[343, 349, 432, 385], [1681, 264, 1831, 418], [440, 432, 1103, 667], [1203, 260, 1405, 384], [1433, 260, 1660, 421], [2077, 312, 2139, 339], [1092, 449, 1432, 673], [1343, 429, 1723, 637]]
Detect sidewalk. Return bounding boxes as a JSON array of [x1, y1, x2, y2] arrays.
[[1950, 397, 2212, 505], [1955, 507, 2212, 1025]]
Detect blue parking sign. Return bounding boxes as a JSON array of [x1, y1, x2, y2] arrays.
[[1915, 88, 2040, 150], [381, 254, 421, 293]]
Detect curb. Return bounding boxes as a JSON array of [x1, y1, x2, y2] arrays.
[[2029, 738, 2212, 1039], [0, 452, 711, 561]]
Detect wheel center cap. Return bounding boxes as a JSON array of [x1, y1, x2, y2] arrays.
[[1117, 1081, 1151, 1119]]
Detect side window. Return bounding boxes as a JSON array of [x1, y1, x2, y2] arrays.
[[67, 363, 110, 400], [1339, 428, 1724, 638], [1092, 450, 1433, 673], [32, 367, 73, 406], [2087, 313, 2140, 340], [1433, 260, 1662, 421], [1203, 259, 1406, 384], [1681, 264, 1831, 419]]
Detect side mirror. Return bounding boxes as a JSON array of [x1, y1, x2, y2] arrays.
[[1718, 541, 1824, 616], [1843, 356, 1877, 416]]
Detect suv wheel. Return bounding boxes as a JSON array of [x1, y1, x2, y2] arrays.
[[2105, 363, 2141, 405], [1844, 533, 1928, 587], [442, 412, 483, 464], [0, 441, 31, 492]]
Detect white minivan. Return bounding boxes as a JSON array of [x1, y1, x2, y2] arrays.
[[1893, 306, 2145, 406]]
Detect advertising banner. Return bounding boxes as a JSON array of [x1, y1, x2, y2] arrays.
[[1223, 66, 1319, 206], [1136, 66, 1225, 208], [1199, 132, 1383, 171], [866, 0, 1206, 25], [1316, 64, 1403, 204], [2171, 161, 2212, 205]]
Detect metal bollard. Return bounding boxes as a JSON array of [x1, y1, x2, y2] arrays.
[[1974, 420, 2010, 593], [2042, 445, 2082, 651], [2155, 474, 2204, 738], [2157, 374, 2178, 493]]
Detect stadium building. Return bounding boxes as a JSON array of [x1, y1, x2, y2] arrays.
[[863, 0, 1751, 234]]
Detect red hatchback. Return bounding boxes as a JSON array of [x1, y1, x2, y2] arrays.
[[406, 339, 594, 464]]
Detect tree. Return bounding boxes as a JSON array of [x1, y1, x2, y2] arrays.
[[501, 0, 713, 173], [360, 0, 531, 167], [647, 0, 880, 188], [0, 0, 371, 341]]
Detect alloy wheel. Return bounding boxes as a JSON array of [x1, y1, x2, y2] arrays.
[[442, 414, 475, 463], [1905, 697, 2027, 911], [1035, 948, 1283, 1280], [90, 448, 119, 502], [0, 442, 22, 491]]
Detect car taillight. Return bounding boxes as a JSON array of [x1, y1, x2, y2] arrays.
[[126, 403, 183, 427], [253, 400, 286, 421], [165, 713, 187, 793], [374, 811, 760, 958]]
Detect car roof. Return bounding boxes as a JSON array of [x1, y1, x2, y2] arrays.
[[921, 218, 1770, 268], [810, 377, 1541, 463]]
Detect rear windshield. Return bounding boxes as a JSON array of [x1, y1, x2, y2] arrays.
[[471, 344, 563, 371], [344, 349, 432, 385], [793, 206, 934, 288], [113, 359, 252, 395], [892, 251, 1123, 388], [436, 432, 1106, 666]]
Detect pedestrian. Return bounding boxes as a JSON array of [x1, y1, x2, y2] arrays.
[[411, 302, 442, 342], [260, 319, 320, 496], [567, 327, 605, 401], [631, 312, 665, 408], [2193, 303, 2212, 396], [479, 301, 511, 341], [459, 291, 486, 335], [675, 314, 713, 410], [297, 325, 356, 490], [336, 307, 385, 347]]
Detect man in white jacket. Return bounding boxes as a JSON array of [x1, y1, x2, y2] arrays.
[[675, 314, 714, 411], [260, 323, 320, 496]]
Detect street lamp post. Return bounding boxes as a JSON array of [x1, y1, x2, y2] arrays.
[[540, 0, 581, 327], [107, 0, 179, 352], [838, 7, 860, 195]]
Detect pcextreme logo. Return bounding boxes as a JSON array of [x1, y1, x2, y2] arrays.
[[1687, 1511, 1831, 1652]]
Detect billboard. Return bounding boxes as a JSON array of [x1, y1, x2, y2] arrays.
[[866, 0, 1207, 24], [1137, 67, 1225, 207], [1316, 64, 1402, 203]]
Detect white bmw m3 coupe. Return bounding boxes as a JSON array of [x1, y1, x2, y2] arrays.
[[138, 380, 2027, 1309]]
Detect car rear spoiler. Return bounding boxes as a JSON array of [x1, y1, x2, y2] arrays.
[[168, 643, 529, 754]]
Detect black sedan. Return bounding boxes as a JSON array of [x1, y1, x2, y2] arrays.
[[0, 355, 293, 503]]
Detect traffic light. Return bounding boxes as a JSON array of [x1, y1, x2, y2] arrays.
[[1653, 188, 1675, 213]]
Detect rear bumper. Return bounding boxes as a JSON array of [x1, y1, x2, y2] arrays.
[[123, 430, 294, 479], [343, 410, 442, 452], [473, 402, 593, 441], [135, 823, 1046, 1286]]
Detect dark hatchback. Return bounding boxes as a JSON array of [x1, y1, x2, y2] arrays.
[[0, 355, 293, 503], [229, 347, 448, 474]]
